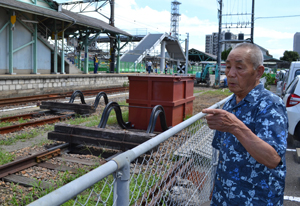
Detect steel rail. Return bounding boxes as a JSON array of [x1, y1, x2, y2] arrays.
[[0, 87, 128, 107], [0, 111, 48, 122], [0, 114, 72, 134], [0, 143, 69, 179]]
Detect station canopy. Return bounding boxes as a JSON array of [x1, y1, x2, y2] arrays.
[[188, 48, 217, 62], [0, 0, 132, 40]]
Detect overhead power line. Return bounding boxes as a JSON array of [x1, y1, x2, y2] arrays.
[[255, 14, 300, 20]]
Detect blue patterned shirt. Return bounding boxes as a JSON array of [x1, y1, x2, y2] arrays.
[[211, 83, 288, 206]]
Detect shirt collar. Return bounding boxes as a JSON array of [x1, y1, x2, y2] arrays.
[[228, 83, 264, 106]]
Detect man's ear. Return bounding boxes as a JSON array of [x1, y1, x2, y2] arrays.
[[256, 65, 264, 79]]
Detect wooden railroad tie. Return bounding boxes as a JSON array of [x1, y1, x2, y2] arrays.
[[48, 123, 156, 152], [40, 102, 95, 115]]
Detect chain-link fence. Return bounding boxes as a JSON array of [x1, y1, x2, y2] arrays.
[[29, 96, 232, 206]]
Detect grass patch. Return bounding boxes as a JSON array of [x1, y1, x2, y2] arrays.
[[0, 150, 15, 165], [202, 88, 232, 96], [83, 110, 129, 127], [193, 89, 203, 94], [66, 114, 90, 125], [106, 110, 129, 125], [9, 160, 160, 205], [0, 121, 13, 127], [0, 127, 50, 146], [71, 100, 129, 127], [0, 118, 32, 128]]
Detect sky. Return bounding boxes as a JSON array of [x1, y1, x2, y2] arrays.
[[58, 0, 300, 59]]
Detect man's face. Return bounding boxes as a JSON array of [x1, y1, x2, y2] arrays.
[[225, 47, 261, 100]]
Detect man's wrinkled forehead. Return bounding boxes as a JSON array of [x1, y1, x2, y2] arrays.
[[226, 48, 250, 64], [226, 59, 243, 64]]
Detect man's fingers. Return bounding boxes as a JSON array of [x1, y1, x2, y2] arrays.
[[202, 109, 220, 114]]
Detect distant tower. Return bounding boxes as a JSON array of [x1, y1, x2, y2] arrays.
[[294, 32, 300, 56], [170, 0, 181, 39]]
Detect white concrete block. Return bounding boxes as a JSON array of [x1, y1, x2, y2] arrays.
[[16, 85, 22, 90], [9, 84, 16, 90], [3, 85, 9, 90], [21, 84, 28, 90]]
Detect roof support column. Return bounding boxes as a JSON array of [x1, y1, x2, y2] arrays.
[[185, 33, 189, 75], [53, 20, 59, 74], [109, 0, 116, 73], [116, 35, 120, 74], [32, 15, 38, 74], [160, 41, 166, 73], [61, 28, 65, 74], [83, 36, 89, 74], [8, 10, 15, 75], [77, 50, 81, 70]]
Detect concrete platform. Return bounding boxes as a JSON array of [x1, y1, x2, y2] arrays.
[[0, 73, 131, 99]]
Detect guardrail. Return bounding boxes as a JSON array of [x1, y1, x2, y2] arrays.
[[28, 95, 232, 206]]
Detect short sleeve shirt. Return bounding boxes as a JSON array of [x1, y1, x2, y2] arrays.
[[211, 83, 288, 206]]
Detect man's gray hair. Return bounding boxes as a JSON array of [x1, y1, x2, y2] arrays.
[[233, 43, 264, 70]]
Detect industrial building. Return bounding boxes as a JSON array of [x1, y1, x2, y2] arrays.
[[205, 31, 237, 56]]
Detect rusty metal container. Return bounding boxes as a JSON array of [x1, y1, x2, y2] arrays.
[[126, 75, 195, 131]]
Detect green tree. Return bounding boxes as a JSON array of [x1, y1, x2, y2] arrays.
[[221, 47, 232, 61], [280, 50, 300, 62]]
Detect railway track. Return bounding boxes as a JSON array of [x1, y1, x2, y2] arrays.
[[0, 111, 74, 134], [0, 142, 112, 205], [0, 87, 129, 134], [0, 87, 128, 107]]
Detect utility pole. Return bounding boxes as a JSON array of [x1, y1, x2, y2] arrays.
[[109, 0, 116, 73], [251, 0, 255, 43], [216, 0, 222, 86]]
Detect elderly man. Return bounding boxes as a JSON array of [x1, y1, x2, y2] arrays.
[[203, 43, 288, 205]]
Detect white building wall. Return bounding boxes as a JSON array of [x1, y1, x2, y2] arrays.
[[0, 8, 8, 70], [0, 7, 51, 74], [37, 39, 51, 71], [13, 21, 33, 70]]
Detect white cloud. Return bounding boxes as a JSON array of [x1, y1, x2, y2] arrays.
[[72, 0, 296, 58], [113, 4, 218, 52], [255, 27, 294, 39]]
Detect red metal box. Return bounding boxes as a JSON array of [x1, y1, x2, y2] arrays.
[[126, 75, 195, 131]]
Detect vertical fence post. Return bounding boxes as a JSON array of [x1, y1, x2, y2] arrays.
[[113, 161, 130, 206], [209, 103, 222, 199]]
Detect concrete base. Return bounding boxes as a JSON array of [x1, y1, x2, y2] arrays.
[[296, 148, 300, 164]]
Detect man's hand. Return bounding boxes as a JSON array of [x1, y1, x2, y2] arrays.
[[202, 108, 241, 134]]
